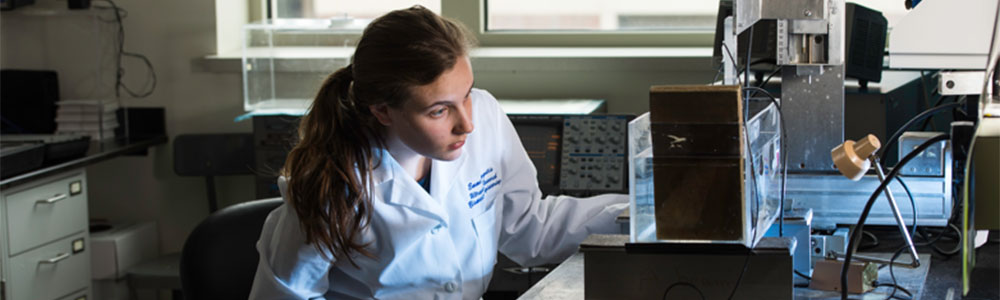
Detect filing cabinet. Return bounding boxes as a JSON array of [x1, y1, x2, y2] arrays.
[[1, 169, 91, 300]]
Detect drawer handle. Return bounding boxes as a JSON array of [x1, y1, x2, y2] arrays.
[[36, 193, 68, 204], [39, 252, 71, 264]]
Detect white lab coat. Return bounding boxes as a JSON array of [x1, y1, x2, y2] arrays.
[[249, 89, 628, 300]]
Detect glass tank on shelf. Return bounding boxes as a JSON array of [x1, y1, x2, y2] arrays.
[[242, 18, 364, 114]]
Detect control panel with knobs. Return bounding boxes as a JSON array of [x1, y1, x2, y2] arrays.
[[560, 115, 629, 192]]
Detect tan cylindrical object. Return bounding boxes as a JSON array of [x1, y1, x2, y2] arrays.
[[832, 134, 882, 181], [853, 134, 881, 158]]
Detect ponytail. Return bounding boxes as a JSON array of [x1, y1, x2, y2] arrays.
[[283, 64, 380, 267]]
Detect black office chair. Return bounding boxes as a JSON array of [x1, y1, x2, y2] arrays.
[[180, 197, 283, 300]]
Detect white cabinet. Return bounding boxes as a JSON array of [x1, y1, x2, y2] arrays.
[[1, 169, 91, 300]]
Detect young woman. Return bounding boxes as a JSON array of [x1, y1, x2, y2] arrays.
[[250, 6, 628, 299]]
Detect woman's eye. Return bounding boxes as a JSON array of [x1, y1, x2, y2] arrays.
[[430, 107, 447, 117]]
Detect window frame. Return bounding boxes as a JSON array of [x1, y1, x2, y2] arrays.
[[253, 0, 716, 47]]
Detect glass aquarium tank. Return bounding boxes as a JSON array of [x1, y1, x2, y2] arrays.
[[242, 19, 364, 114], [629, 85, 782, 248]]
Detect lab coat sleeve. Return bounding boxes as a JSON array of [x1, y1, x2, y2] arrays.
[[487, 96, 629, 267], [249, 177, 333, 299]]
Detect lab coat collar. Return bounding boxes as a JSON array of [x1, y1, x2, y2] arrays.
[[429, 150, 464, 205], [371, 148, 467, 226]]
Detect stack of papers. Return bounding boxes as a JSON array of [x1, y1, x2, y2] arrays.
[[56, 99, 119, 140]]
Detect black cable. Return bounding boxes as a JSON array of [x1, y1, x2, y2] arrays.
[[894, 175, 951, 274], [954, 95, 971, 120], [120, 52, 157, 97], [840, 134, 950, 300], [911, 178, 962, 248], [950, 176, 963, 224], [915, 226, 947, 246], [931, 223, 963, 257], [713, 63, 725, 84], [749, 57, 777, 67], [662, 282, 706, 300], [749, 68, 780, 99], [920, 95, 952, 131], [102, 0, 157, 99], [860, 230, 880, 250], [877, 102, 963, 167], [714, 57, 776, 85], [720, 43, 744, 87], [759, 68, 780, 86], [915, 224, 963, 254], [794, 269, 812, 281], [726, 254, 752, 300], [876, 280, 913, 300], [917, 228, 944, 246], [92, 2, 128, 22], [885, 246, 915, 300]]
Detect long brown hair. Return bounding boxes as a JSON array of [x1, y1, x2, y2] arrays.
[[282, 6, 475, 267]]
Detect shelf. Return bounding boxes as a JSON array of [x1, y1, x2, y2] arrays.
[[0, 2, 107, 18]]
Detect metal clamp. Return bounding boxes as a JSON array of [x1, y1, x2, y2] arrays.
[[39, 252, 71, 264], [36, 193, 68, 205]]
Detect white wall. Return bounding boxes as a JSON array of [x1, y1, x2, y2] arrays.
[[2, 0, 253, 254], [1, 0, 715, 253]]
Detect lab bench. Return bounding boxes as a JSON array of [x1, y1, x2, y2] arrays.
[[517, 229, 999, 300]]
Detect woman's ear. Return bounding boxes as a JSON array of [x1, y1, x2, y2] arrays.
[[369, 103, 393, 126]]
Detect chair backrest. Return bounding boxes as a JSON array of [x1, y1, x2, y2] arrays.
[[180, 197, 283, 300], [173, 133, 255, 176], [173, 133, 255, 212]]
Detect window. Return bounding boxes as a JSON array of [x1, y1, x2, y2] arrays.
[[254, 0, 911, 48], [483, 1, 911, 32], [486, 0, 718, 32], [449, 0, 714, 46], [259, 0, 715, 47], [271, 0, 440, 20]]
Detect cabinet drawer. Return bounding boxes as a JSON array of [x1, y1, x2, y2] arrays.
[[5, 171, 87, 255], [9, 233, 91, 300]]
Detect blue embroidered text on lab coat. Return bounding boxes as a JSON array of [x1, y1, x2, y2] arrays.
[[467, 167, 501, 208]]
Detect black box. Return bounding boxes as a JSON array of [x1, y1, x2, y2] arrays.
[[0, 70, 59, 134], [845, 3, 888, 85], [115, 107, 166, 141], [67, 0, 90, 9]]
